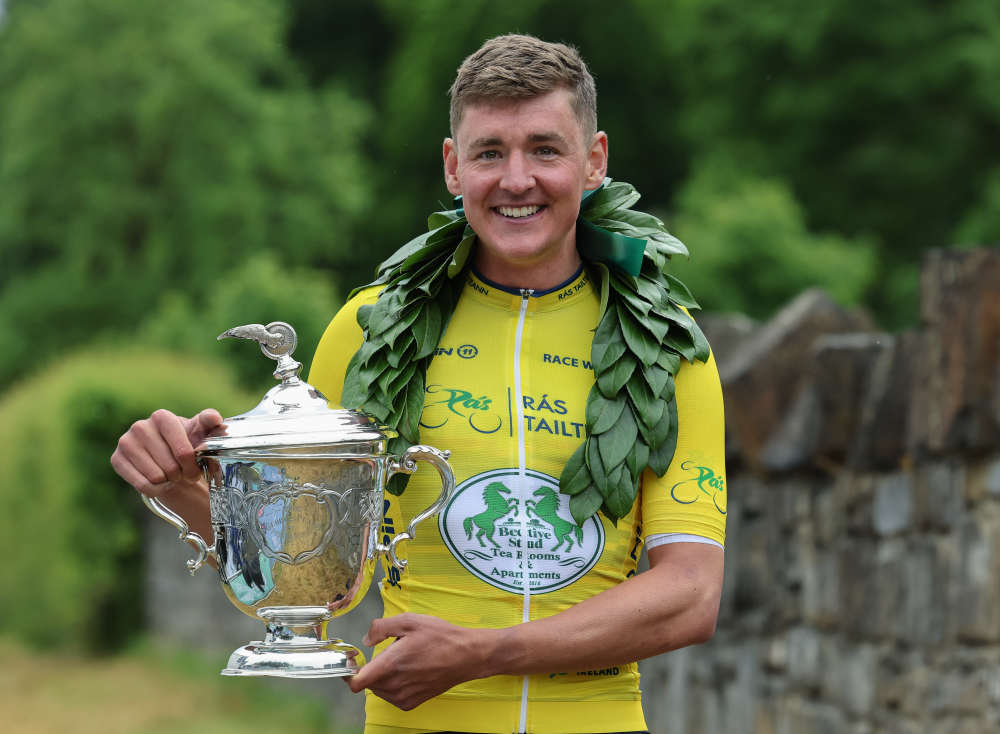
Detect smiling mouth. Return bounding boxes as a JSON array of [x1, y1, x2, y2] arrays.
[[495, 205, 544, 219]]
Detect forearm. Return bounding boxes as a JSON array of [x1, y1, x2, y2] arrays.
[[479, 543, 724, 677]]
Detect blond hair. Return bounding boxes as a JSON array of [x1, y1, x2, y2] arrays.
[[449, 34, 597, 138]]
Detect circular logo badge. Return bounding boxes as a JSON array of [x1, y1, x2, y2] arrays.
[[457, 344, 478, 359], [439, 469, 605, 594]]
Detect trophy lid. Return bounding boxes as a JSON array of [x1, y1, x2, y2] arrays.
[[198, 321, 396, 454]]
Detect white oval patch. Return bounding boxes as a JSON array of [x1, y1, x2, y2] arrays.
[[438, 468, 605, 594]]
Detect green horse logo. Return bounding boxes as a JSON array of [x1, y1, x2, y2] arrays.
[[463, 482, 517, 548], [525, 486, 583, 552]]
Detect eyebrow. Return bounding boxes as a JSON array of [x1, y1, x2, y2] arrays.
[[467, 131, 570, 149]]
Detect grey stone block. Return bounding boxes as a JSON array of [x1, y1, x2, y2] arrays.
[[873, 472, 913, 536]]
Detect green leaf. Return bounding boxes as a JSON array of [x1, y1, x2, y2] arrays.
[[619, 307, 660, 367], [396, 374, 426, 444], [591, 304, 627, 373], [642, 362, 671, 399], [570, 485, 604, 526], [656, 300, 695, 330], [586, 386, 626, 434], [626, 439, 650, 483], [380, 358, 417, 400], [415, 255, 453, 297], [645, 230, 689, 258], [585, 437, 608, 494], [664, 330, 696, 363], [386, 339, 416, 368], [427, 209, 465, 230], [559, 443, 591, 496], [598, 405, 637, 470], [380, 303, 422, 348], [356, 304, 375, 329], [691, 323, 711, 362], [412, 299, 443, 359], [625, 373, 659, 428], [448, 227, 475, 278], [580, 180, 640, 220], [647, 400, 679, 475], [659, 373, 676, 403], [644, 395, 674, 449], [386, 436, 414, 496], [634, 400, 666, 445], [593, 262, 611, 318], [656, 349, 681, 375], [596, 350, 636, 397], [386, 473, 409, 496], [624, 299, 671, 343], [610, 272, 651, 317], [363, 392, 391, 422], [604, 463, 637, 520], [663, 273, 700, 309], [357, 350, 391, 387]]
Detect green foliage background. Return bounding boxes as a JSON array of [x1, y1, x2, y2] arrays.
[[0, 347, 252, 650], [0, 0, 997, 660]]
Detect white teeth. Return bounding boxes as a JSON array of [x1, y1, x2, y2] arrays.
[[497, 205, 540, 218]]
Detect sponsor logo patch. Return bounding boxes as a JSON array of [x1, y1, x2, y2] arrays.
[[439, 469, 605, 594], [670, 460, 727, 515]]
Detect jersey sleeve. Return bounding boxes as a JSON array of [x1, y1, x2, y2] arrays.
[[639, 347, 727, 547], [306, 286, 381, 405]]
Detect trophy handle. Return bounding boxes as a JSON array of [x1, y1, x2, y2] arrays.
[[140, 493, 218, 575], [381, 445, 455, 570]]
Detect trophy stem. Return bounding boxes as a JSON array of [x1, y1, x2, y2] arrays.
[[221, 606, 365, 678]]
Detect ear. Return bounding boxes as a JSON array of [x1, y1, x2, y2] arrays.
[[584, 131, 609, 191], [443, 137, 462, 196]]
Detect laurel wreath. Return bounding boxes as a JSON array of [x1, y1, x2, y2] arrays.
[[341, 179, 709, 524]]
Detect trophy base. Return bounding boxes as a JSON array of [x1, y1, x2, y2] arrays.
[[221, 605, 366, 678], [221, 639, 364, 678]]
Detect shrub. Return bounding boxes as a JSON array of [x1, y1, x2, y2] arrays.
[[0, 347, 254, 651]]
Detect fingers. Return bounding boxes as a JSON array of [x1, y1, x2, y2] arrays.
[[153, 409, 201, 481], [362, 613, 416, 647], [112, 408, 217, 494]]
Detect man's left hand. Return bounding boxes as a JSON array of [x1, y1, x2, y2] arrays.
[[347, 613, 495, 710]]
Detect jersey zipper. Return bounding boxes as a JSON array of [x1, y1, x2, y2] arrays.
[[513, 288, 532, 734]]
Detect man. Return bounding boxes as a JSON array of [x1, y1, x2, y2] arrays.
[[112, 34, 726, 734]]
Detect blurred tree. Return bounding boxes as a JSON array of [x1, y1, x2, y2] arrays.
[[284, 0, 999, 328], [140, 253, 340, 393], [0, 0, 371, 389], [640, 0, 1000, 324], [668, 155, 876, 318], [952, 168, 1000, 248]]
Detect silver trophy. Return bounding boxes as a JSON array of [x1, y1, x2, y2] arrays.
[[141, 321, 455, 678]]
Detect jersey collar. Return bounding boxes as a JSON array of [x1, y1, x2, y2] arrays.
[[464, 266, 595, 312]]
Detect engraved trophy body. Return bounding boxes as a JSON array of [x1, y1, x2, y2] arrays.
[[141, 321, 454, 678]]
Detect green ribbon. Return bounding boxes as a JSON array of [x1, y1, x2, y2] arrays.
[[450, 182, 647, 276]]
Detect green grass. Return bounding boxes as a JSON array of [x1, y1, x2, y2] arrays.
[[0, 636, 363, 734]]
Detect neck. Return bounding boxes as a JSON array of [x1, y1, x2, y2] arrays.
[[471, 240, 583, 292]]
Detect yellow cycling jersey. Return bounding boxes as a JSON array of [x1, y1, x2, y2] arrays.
[[309, 267, 727, 734]]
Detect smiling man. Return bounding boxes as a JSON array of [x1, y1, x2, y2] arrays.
[[310, 35, 728, 734], [111, 34, 727, 734]]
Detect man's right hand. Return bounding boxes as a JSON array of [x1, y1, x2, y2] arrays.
[[111, 408, 224, 498]]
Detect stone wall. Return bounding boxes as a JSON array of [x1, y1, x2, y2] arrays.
[[144, 248, 1000, 733], [640, 248, 1000, 734]]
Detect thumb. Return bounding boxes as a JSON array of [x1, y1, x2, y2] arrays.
[[186, 408, 225, 445]]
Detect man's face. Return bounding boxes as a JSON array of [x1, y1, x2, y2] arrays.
[[443, 89, 607, 288]]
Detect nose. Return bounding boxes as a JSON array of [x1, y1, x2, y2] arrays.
[[500, 151, 535, 195]]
